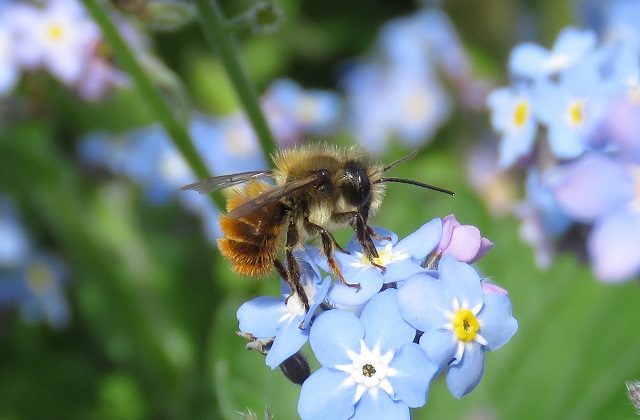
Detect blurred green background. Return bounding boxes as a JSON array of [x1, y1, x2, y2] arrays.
[[1, 0, 640, 419]]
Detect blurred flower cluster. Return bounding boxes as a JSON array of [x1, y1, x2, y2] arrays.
[[486, 5, 640, 282], [342, 8, 487, 155], [237, 216, 517, 419], [0, 198, 69, 328], [0, 0, 128, 100], [77, 79, 340, 240]]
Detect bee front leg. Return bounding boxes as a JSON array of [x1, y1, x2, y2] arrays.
[[303, 218, 359, 290], [284, 217, 310, 311], [332, 212, 384, 272]]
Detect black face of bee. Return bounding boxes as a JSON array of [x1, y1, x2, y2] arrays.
[[341, 161, 371, 208]]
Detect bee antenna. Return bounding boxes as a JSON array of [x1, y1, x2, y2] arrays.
[[376, 177, 455, 196], [383, 149, 419, 172]]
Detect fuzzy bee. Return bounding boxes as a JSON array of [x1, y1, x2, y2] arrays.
[[181, 145, 453, 309]]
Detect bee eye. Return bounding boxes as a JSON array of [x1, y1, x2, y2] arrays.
[[342, 161, 371, 208]]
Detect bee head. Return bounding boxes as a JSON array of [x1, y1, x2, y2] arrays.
[[339, 161, 372, 209]]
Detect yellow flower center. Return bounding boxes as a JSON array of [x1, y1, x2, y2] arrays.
[[403, 89, 433, 123], [360, 246, 394, 267], [513, 100, 529, 128], [452, 309, 480, 342], [567, 99, 585, 126], [297, 96, 319, 124], [46, 24, 65, 41], [26, 262, 55, 294]]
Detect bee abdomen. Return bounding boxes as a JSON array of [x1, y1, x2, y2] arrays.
[[218, 182, 285, 276]]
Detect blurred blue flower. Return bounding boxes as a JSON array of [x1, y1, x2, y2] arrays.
[[515, 169, 572, 269], [0, 200, 31, 267], [317, 219, 441, 309], [0, 12, 19, 96], [263, 79, 342, 146], [298, 289, 437, 420], [398, 255, 517, 399], [509, 27, 597, 80], [487, 85, 537, 168], [533, 54, 609, 159], [237, 250, 330, 368], [0, 253, 70, 329], [547, 154, 640, 281]]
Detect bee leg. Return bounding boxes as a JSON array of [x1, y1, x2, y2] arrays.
[[284, 218, 310, 311], [304, 219, 359, 289], [366, 226, 392, 243], [332, 211, 380, 260]]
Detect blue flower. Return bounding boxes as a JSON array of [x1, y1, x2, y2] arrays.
[[314, 219, 442, 309], [487, 85, 537, 168], [546, 154, 640, 281], [298, 289, 437, 420], [509, 27, 597, 80], [0, 199, 31, 267], [237, 250, 331, 368], [397, 255, 518, 399], [533, 53, 609, 159], [516, 169, 572, 268], [0, 253, 70, 329], [263, 79, 342, 145]]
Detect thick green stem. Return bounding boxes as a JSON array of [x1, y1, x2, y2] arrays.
[[194, 0, 278, 159], [81, 0, 225, 209]]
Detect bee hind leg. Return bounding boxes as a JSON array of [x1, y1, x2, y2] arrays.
[[304, 218, 359, 290], [282, 219, 310, 310]]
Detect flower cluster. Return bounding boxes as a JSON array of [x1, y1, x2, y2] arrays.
[[237, 215, 517, 419], [486, 10, 640, 282], [0, 0, 128, 100], [341, 7, 487, 155], [0, 198, 70, 328], [77, 79, 341, 241]]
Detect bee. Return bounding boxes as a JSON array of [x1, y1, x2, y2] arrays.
[[181, 145, 453, 310]]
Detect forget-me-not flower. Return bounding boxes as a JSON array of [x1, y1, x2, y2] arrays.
[[398, 255, 517, 398], [237, 251, 331, 368], [298, 289, 437, 420]]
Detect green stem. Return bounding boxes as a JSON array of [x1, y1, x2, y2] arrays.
[[81, 0, 226, 209], [194, 0, 278, 159]]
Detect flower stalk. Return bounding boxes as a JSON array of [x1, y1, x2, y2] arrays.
[[193, 0, 278, 158], [80, 0, 226, 209]]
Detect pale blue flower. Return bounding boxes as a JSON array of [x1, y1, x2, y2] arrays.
[[0, 253, 70, 329], [487, 85, 537, 167], [0, 200, 31, 267], [509, 27, 597, 80], [298, 289, 437, 420], [398, 256, 517, 398], [237, 250, 331, 368], [547, 154, 640, 281], [314, 219, 442, 309]]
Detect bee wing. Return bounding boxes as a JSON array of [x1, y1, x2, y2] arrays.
[[228, 174, 322, 219], [180, 170, 274, 194]]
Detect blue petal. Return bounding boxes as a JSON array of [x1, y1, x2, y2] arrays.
[[388, 342, 438, 407], [351, 391, 409, 420], [397, 273, 449, 332], [547, 124, 586, 160], [477, 291, 518, 351], [382, 260, 426, 284], [360, 289, 415, 354], [438, 255, 483, 309], [446, 343, 485, 399], [298, 368, 355, 420], [236, 297, 285, 338], [265, 316, 309, 368], [327, 269, 383, 307], [588, 211, 640, 281], [346, 227, 398, 253], [394, 218, 442, 260], [509, 43, 549, 79], [310, 309, 365, 367], [418, 328, 457, 367]]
